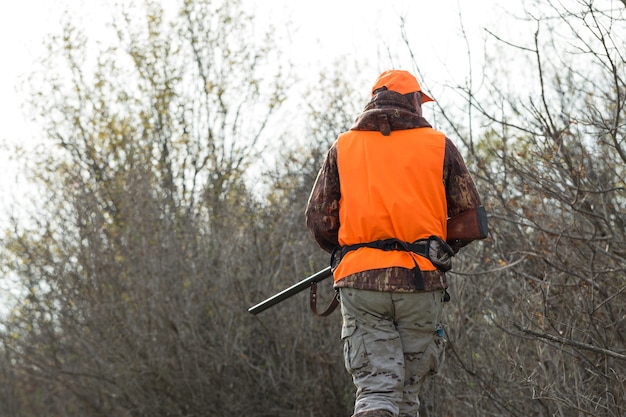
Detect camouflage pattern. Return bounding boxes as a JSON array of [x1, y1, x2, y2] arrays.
[[305, 91, 482, 293], [333, 265, 447, 294], [353, 410, 394, 417], [350, 90, 430, 136], [339, 287, 447, 417]]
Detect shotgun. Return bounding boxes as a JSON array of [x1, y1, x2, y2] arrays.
[[248, 206, 488, 315], [248, 266, 333, 315]]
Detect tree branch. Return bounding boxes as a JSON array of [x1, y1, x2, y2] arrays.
[[513, 324, 626, 361]]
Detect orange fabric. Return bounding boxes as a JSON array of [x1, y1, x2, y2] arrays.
[[334, 128, 447, 282], [371, 70, 434, 102]]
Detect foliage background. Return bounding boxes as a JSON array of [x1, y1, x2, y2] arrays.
[[1, 0, 625, 416]]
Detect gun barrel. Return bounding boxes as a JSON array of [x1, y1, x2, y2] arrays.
[[248, 266, 332, 315]]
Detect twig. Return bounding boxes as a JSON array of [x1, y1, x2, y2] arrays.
[[513, 324, 626, 361], [449, 254, 529, 276]]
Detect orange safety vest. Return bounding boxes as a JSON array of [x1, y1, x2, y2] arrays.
[[334, 128, 448, 282]]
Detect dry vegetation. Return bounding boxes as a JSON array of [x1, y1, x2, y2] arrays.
[[1, 0, 624, 416]]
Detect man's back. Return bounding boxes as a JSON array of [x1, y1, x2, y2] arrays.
[[334, 128, 448, 280]]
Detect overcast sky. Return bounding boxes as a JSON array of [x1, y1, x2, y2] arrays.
[[0, 0, 516, 213]]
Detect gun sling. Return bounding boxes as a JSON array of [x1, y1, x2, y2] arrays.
[[309, 282, 340, 316]]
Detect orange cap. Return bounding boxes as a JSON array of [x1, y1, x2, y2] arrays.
[[371, 70, 434, 102]]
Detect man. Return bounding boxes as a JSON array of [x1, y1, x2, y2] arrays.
[[305, 70, 483, 417]]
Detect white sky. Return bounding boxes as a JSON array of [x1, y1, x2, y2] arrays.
[[0, 0, 517, 208], [0, 0, 518, 310]]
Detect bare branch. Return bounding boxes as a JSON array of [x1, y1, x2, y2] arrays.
[[514, 324, 626, 361]]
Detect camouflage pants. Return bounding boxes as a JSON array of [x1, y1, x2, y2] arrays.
[[339, 288, 447, 417]]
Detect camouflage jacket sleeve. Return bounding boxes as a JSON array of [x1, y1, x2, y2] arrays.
[[443, 137, 483, 251], [443, 137, 482, 215], [305, 143, 341, 254]]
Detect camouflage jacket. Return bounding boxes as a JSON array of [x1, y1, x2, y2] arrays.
[[305, 91, 482, 292]]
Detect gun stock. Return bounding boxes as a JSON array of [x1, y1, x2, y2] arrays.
[[447, 206, 489, 241]]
